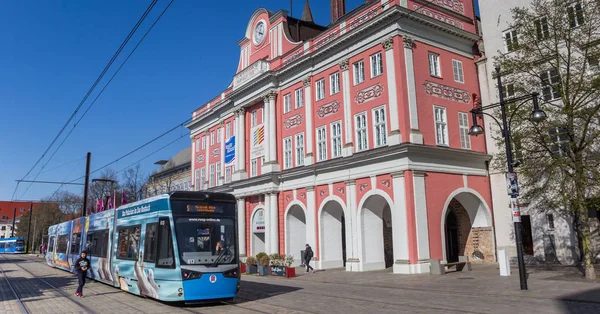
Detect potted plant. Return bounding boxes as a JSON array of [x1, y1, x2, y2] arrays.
[[285, 254, 296, 278], [258, 255, 270, 276], [244, 256, 257, 274]]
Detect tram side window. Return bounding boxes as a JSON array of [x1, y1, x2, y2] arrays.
[[48, 236, 55, 252], [70, 233, 81, 254], [57, 235, 68, 254], [117, 225, 141, 260], [143, 223, 158, 263], [156, 217, 174, 268], [0, 243, 4, 249], [85, 230, 109, 258]]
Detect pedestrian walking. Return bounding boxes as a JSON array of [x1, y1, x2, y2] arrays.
[[41, 244, 46, 256], [74, 251, 91, 297], [304, 244, 314, 273]]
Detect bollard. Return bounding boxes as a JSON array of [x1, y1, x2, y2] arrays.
[[498, 249, 511, 276]]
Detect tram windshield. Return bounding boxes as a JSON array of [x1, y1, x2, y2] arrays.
[[175, 217, 236, 266], [15, 240, 24, 248]]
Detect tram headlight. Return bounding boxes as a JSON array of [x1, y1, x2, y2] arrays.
[[222, 267, 240, 278], [181, 269, 203, 280]]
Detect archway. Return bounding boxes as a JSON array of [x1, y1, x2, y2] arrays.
[[251, 208, 266, 255], [319, 200, 346, 269], [286, 205, 306, 265], [360, 194, 394, 270], [442, 191, 494, 263]]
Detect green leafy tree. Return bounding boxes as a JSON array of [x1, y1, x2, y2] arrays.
[[493, 0, 600, 279], [16, 201, 63, 252]]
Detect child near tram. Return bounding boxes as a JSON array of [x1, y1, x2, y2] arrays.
[[74, 251, 91, 297]]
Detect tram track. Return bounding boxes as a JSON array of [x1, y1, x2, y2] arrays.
[[0, 262, 30, 314], [1, 254, 100, 314]]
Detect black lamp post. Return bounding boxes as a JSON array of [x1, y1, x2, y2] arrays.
[[468, 67, 547, 291]]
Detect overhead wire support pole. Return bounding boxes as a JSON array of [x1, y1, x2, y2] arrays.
[[82, 152, 92, 217], [26, 203, 33, 253]]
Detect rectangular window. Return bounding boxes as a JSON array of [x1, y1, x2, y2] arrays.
[[428, 52, 441, 77], [458, 112, 471, 149], [547, 214, 555, 230], [295, 88, 303, 109], [156, 217, 174, 268], [331, 121, 342, 158], [330, 72, 340, 95], [48, 236, 55, 252], [210, 131, 215, 146], [116, 225, 141, 260], [502, 83, 516, 99], [452, 59, 464, 83], [373, 107, 387, 147], [317, 126, 327, 161], [216, 162, 222, 185], [251, 110, 258, 127], [535, 17, 550, 40], [370, 52, 383, 78], [283, 93, 292, 114], [217, 128, 222, 143], [283, 137, 292, 169], [226, 122, 231, 139], [295, 133, 304, 166], [541, 69, 561, 101], [201, 136, 206, 150], [316, 79, 325, 101], [143, 223, 158, 263], [434, 106, 449, 146], [57, 235, 68, 254], [209, 164, 215, 188], [568, 2, 584, 28], [503, 30, 519, 52], [70, 233, 81, 254], [85, 229, 109, 258], [225, 166, 232, 183], [200, 168, 206, 190], [588, 56, 599, 69], [251, 159, 258, 176], [355, 112, 368, 151], [195, 139, 200, 152], [353, 60, 365, 85]]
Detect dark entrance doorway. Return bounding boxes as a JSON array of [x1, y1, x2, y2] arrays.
[[383, 205, 394, 268], [445, 209, 459, 262], [521, 215, 534, 255], [341, 215, 346, 267]]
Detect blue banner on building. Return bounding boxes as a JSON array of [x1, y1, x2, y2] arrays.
[[225, 136, 235, 164]]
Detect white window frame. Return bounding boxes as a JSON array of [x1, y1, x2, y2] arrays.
[[225, 122, 231, 139], [295, 88, 304, 109], [283, 137, 293, 169], [194, 169, 200, 191], [535, 17, 550, 40], [316, 126, 327, 162], [216, 162, 222, 185], [195, 139, 200, 152], [250, 159, 258, 177], [331, 121, 342, 158], [355, 112, 368, 151], [330, 72, 340, 95], [225, 166, 233, 183], [201, 136, 206, 150], [217, 128, 222, 143], [200, 168, 206, 190], [372, 106, 387, 148], [503, 30, 519, 53], [295, 133, 304, 166], [434, 106, 449, 146], [209, 164, 215, 188], [353, 60, 365, 85], [567, 2, 584, 28], [210, 131, 215, 146], [458, 112, 471, 150], [541, 68, 561, 101], [452, 59, 464, 83], [283, 93, 292, 114], [370, 52, 383, 78], [428, 52, 441, 77], [251, 110, 258, 127], [316, 79, 325, 101]]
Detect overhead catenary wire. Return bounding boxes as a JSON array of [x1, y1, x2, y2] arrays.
[[15, 0, 168, 200]]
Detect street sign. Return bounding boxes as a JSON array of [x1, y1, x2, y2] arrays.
[[506, 172, 519, 197]]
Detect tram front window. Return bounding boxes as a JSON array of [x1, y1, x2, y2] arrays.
[[175, 217, 236, 266], [15, 240, 24, 248]]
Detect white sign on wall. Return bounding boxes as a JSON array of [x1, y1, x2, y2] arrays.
[[252, 209, 265, 233], [250, 124, 265, 159]]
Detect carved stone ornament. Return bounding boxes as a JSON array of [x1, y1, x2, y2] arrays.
[[235, 108, 246, 117], [284, 114, 303, 129], [423, 81, 470, 104], [212, 148, 221, 158], [196, 155, 204, 163], [285, 194, 292, 202], [317, 101, 340, 118], [355, 84, 384, 104], [339, 59, 349, 71], [381, 37, 394, 51], [381, 179, 391, 188], [403, 36, 415, 49], [359, 183, 369, 192], [263, 91, 277, 102], [303, 77, 312, 87], [337, 187, 345, 195]]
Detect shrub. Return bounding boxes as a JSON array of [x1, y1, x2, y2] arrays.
[[259, 255, 270, 267], [256, 252, 267, 262], [285, 254, 294, 267], [245, 256, 257, 265]]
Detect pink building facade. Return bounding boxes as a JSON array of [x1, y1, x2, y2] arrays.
[[186, 0, 495, 274]]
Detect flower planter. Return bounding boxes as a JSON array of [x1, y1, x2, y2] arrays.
[[270, 266, 296, 278], [258, 265, 270, 276], [246, 264, 258, 274], [240, 263, 246, 273]]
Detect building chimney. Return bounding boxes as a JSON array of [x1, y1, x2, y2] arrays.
[[330, 0, 346, 24]]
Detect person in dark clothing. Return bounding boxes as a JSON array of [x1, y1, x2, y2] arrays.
[[74, 251, 91, 297], [304, 244, 314, 273]]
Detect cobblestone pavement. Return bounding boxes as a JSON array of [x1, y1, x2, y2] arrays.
[[1, 254, 599, 313]]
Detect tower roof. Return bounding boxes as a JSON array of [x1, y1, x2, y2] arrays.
[[302, 0, 314, 23]]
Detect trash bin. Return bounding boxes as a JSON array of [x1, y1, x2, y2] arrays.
[[300, 250, 306, 267]]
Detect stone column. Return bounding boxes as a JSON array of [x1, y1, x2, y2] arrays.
[[237, 197, 247, 257], [382, 37, 401, 145], [412, 170, 430, 273], [204, 130, 210, 188], [305, 186, 317, 262], [219, 121, 225, 185], [269, 192, 279, 254], [263, 92, 280, 173], [391, 172, 411, 273], [191, 136, 196, 190], [340, 59, 354, 157], [303, 77, 314, 165], [345, 179, 359, 272], [403, 36, 423, 144], [233, 108, 247, 181]]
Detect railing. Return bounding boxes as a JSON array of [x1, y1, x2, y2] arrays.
[[233, 59, 270, 90]]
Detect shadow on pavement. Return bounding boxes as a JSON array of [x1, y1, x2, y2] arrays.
[[0, 275, 78, 302], [558, 287, 600, 313]]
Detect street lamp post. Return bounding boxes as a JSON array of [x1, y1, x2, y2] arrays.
[[468, 67, 547, 291]]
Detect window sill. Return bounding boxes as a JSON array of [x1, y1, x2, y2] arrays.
[[430, 74, 443, 79]]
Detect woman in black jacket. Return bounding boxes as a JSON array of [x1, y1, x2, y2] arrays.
[[74, 251, 91, 297]]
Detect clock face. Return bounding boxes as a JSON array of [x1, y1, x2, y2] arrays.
[[253, 21, 266, 46]]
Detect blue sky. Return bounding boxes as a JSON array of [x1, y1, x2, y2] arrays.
[[0, 0, 369, 201]]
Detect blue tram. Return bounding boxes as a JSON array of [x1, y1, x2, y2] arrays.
[[46, 191, 240, 303], [0, 237, 25, 254]]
